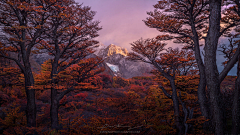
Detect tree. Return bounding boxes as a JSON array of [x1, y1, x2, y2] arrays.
[[203, 1, 240, 134], [221, 2, 240, 134], [35, 58, 104, 129], [128, 36, 198, 134], [0, 0, 55, 127], [144, 1, 240, 134], [35, 0, 102, 129], [219, 35, 240, 134], [232, 55, 240, 135], [144, 0, 210, 123]]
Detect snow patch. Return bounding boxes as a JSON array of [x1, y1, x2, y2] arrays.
[[106, 63, 119, 73]]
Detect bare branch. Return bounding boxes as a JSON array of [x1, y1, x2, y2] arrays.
[[219, 43, 240, 82]]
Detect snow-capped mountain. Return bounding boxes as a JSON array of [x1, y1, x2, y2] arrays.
[[32, 43, 153, 78], [95, 43, 153, 78]]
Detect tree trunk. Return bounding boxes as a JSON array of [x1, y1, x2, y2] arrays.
[[51, 87, 60, 130], [50, 59, 60, 130], [25, 67, 36, 127], [195, 47, 210, 120], [232, 58, 240, 135], [190, 15, 210, 120], [170, 80, 184, 134], [204, 1, 224, 134]]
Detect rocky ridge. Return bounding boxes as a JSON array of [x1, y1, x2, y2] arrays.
[[94, 43, 153, 78]]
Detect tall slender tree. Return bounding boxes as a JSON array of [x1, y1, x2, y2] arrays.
[[144, 1, 240, 134], [35, 0, 102, 129], [144, 0, 210, 121], [128, 36, 198, 134], [219, 35, 240, 135], [0, 0, 55, 127]]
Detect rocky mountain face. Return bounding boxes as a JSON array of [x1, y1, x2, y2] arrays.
[[31, 43, 153, 79], [97, 44, 128, 57], [95, 44, 153, 79]]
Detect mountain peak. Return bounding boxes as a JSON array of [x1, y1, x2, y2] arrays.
[[94, 43, 153, 78], [106, 44, 128, 56], [94, 43, 128, 57]]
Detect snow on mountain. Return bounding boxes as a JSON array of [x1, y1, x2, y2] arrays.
[[93, 43, 107, 56], [106, 63, 120, 73], [95, 43, 153, 78]]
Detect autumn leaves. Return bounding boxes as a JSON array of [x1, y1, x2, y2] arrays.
[[0, 0, 102, 130]]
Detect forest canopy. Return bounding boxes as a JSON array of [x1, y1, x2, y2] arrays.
[[0, 0, 240, 135]]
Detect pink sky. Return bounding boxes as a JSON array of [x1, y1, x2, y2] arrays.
[[76, 0, 161, 51], [76, 0, 237, 75]]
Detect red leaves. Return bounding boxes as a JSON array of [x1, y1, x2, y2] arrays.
[[128, 37, 168, 66], [128, 84, 146, 92], [144, 0, 210, 47], [157, 47, 198, 76], [130, 37, 198, 77], [74, 93, 88, 99]]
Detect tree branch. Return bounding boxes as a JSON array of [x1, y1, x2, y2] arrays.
[[57, 86, 74, 102], [219, 43, 240, 82], [0, 53, 25, 73], [219, 23, 236, 38], [159, 85, 172, 98]]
